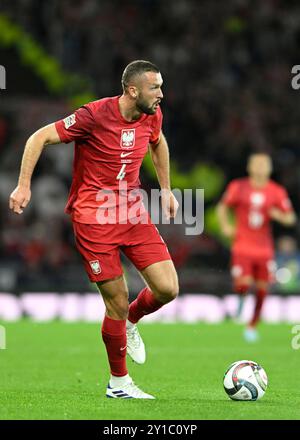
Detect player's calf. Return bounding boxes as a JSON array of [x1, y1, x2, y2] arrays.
[[233, 283, 249, 320], [249, 287, 268, 328]]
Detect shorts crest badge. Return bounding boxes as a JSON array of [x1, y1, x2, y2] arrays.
[[89, 260, 101, 274]]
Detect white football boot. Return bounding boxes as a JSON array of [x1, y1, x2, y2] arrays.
[[106, 378, 155, 399], [126, 321, 146, 364], [244, 327, 259, 343]]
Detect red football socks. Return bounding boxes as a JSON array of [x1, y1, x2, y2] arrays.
[[250, 288, 267, 327], [128, 287, 164, 324], [101, 315, 128, 377]]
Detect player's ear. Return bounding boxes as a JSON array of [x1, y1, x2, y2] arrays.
[[269, 160, 273, 174], [128, 85, 138, 99]]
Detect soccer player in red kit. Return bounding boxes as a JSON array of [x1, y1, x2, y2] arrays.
[[9, 60, 179, 398], [217, 154, 296, 342]]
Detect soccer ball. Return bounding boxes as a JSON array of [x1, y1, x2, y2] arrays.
[[223, 360, 268, 401]]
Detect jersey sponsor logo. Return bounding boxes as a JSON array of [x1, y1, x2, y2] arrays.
[[63, 114, 76, 129], [89, 260, 101, 274], [120, 151, 133, 158], [250, 192, 265, 207], [120, 129, 135, 149]]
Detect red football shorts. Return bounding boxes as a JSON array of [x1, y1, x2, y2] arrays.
[[72, 215, 172, 282], [231, 253, 276, 283]]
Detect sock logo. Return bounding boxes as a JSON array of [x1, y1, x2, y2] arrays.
[[120, 346, 127, 351]]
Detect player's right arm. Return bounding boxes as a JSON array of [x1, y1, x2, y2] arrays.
[[216, 202, 236, 239], [9, 104, 95, 215], [216, 181, 239, 239], [9, 123, 61, 214]]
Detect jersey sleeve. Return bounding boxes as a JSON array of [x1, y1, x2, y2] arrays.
[[149, 106, 163, 144], [221, 181, 240, 207], [55, 104, 95, 143], [274, 186, 293, 212]]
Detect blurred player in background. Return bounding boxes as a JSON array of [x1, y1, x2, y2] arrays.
[[9, 60, 179, 399], [217, 154, 296, 342]]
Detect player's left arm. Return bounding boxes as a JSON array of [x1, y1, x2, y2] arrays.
[[269, 208, 297, 226], [149, 131, 179, 219], [269, 188, 297, 226]]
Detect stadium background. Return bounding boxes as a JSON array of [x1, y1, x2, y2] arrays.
[[0, 0, 300, 317]]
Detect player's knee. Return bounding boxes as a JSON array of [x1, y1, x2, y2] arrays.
[[105, 296, 129, 320], [234, 283, 249, 295], [155, 278, 179, 303]]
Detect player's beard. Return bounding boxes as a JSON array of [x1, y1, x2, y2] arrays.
[[136, 96, 158, 115]]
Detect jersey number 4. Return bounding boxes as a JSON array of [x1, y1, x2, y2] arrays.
[[116, 164, 127, 180], [248, 210, 264, 229]]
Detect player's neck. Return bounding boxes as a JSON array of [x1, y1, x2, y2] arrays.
[[118, 95, 142, 122], [249, 177, 269, 189]]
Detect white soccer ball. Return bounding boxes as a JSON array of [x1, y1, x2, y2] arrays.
[[223, 360, 268, 401]]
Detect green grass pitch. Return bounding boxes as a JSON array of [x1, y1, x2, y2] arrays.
[[0, 320, 300, 420]]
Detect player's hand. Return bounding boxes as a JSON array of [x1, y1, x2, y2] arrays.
[[222, 223, 235, 239], [268, 207, 283, 222], [161, 189, 179, 220], [9, 185, 31, 214]]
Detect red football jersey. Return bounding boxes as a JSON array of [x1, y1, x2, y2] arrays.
[[55, 96, 162, 223], [222, 177, 293, 258]]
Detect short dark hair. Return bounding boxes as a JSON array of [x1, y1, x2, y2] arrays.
[[248, 153, 272, 163], [121, 60, 160, 92]]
